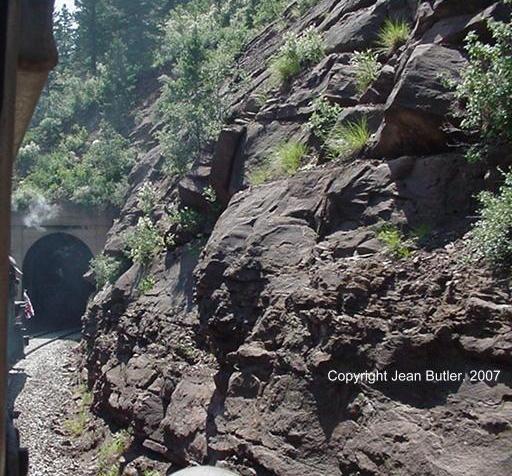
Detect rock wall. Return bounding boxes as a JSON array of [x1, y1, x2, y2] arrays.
[[82, 1, 512, 475]]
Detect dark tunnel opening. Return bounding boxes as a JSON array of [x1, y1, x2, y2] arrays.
[[22, 232, 94, 333]]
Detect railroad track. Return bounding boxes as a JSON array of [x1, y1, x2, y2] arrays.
[[24, 328, 81, 357]]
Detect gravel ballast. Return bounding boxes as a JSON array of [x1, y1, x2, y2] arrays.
[[9, 334, 82, 476]]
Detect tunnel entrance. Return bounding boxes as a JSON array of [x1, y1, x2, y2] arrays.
[[22, 233, 94, 333]]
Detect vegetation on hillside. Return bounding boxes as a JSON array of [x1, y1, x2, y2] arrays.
[[471, 171, 512, 266], [15, 0, 322, 210], [271, 27, 325, 84], [454, 13, 512, 267], [454, 18, 512, 163]]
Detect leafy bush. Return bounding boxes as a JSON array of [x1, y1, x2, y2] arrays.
[[11, 184, 46, 211], [471, 170, 512, 265], [271, 27, 325, 84], [139, 275, 156, 294], [377, 19, 411, 55], [124, 217, 165, 266], [137, 182, 159, 216], [15, 142, 41, 177], [16, 124, 135, 208], [327, 117, 370, 160], [377, 224, 412, 259], [454, 20, 512, 162], [249, 141, 307, 185], [168, 206, 202, 234], [351, 50, 380, 93], [308, 98, 342, 141], [89, 254, 122, 289], [155, 4, 250, 177]]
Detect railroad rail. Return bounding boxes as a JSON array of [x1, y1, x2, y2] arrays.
[[23, 329, 81, 358]]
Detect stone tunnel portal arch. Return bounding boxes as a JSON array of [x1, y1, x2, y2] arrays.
[[22, 232, 94, 333]]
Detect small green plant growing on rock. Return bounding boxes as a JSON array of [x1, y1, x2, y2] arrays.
[[137, 182, 159, 216], [98, 430, 130, 476], [377, 224, 412, 259], [271, 27, 325, 84], [453, 19, 512, 162], [351, 50, 380, 93], [202, 185, 222, 216], [168, 206, 202, 234], [327, 117, 370, 160], [470, 170, 512, 266], [64, 385, 93, 438], [89, 254, 122, 289], [138, 275, 156, 294], [123, 217, 165, 266], [308, 98, 342, 142], [249, 140, 308, 185], [275, 141, 308, 175], [377, 18, 411, 55], [249, 161, 275, 186], [411, 224, 431, 245]]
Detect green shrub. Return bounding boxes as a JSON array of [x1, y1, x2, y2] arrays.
[[377, 19, 411, 55], [327, 117, 370, 160], [11, 184, 46, 211], [377, 224, 412, 259], [168, 206, 202, 234], [123, 217, 165, 266], [139, 275, 156, 294], [137, 182, 159, 216], [271, 27, 325, 84], [470, 170, 512, 265], [155, 4, 250, 177], [308, 98, 342, 141], [15, 142, 41, 176], [351, 50, 380, 93], [89, 254, 122, 289], [249, 141, 308, 185], [453, 20, 512, 162], [16, 124, 135, 208]]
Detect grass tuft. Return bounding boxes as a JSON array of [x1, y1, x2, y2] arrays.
[[377, 19, 411, 55], [327, 117, 370, 160], [249, 141, 308, 185], [64, 385, 93, 438], [98, 430, 131, 476]]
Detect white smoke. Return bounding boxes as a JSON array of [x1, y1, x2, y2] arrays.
[[22, 195, 60, 229]]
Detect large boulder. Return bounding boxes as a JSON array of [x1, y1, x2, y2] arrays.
[[371, 44, 466, 158]]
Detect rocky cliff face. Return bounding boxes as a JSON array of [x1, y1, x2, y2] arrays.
[[82, 1, 512, 475]]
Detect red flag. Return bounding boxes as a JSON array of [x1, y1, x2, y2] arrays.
[[23, 290, 35, 319]]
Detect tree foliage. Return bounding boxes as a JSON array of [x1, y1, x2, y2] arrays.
[[455, 19, 512, 161]]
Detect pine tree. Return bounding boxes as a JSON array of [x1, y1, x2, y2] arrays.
[[75, 0, 110, 75], [53, 5, 76, 71]]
